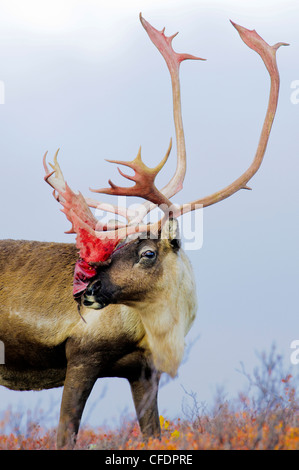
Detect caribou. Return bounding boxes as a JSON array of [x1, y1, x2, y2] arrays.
[[0, 14, 287, 449]]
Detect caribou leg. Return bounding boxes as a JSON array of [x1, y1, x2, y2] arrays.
[[57, 360, 99, 449], [129, 370, 161, 439]]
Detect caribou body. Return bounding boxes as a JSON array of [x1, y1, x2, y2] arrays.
[[0, 14, 286, 448], [0, 225, 196, 448]]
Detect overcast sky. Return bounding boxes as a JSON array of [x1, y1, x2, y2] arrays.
[[0, 0, 298, 430]]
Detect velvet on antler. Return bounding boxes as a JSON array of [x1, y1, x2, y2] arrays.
[[43, 150, 120, 262]]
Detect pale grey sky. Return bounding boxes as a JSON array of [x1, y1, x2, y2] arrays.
[[0, 0, 298, 429]]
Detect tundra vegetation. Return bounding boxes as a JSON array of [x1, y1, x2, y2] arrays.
[[0, 346, 298, 450]]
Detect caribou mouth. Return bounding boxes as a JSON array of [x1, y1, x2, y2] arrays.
[[82, 295, 108, 310]]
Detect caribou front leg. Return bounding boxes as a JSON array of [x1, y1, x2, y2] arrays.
[[129, 370, 161, 439], [57, 360, 99, 449]]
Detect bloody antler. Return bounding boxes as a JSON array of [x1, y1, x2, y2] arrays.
[[43, 150, 121, 262], [43, 149, 98, 233]]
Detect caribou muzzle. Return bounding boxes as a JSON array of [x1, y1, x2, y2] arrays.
[[83, 279, 110, 309], [82, 276, 123, 310]]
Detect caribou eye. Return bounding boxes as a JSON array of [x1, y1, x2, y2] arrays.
[[140, 250, 156, 260]]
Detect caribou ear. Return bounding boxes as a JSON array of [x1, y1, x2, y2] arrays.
[[161, 218, 181, 252]]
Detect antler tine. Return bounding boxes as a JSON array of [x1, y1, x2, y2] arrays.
[[43, 148, 66, 199], [90, 139, 173, 209], [172, 21, 288, 218]]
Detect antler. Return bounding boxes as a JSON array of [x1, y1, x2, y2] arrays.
[[43, 147, 164, 257], [172, 21, 289, 217], [139, 13, 205, 201], [43, 149, 132, 224], [44, 15, 287, 264], [97, 13, 205, 228], [43, 149, 98, 233], [43, 151, 122, 261], [90, 139, 173, 209]]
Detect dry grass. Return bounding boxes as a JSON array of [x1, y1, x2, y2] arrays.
[[0, 346, 298, 450]]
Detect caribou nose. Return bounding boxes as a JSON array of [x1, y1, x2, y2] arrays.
[[85, 279, 102, 297]]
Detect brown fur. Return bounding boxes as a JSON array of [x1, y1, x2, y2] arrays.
[[0, 223, 197, 448]]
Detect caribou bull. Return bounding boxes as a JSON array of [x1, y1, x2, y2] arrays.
[[0, 14, 287, 448]]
